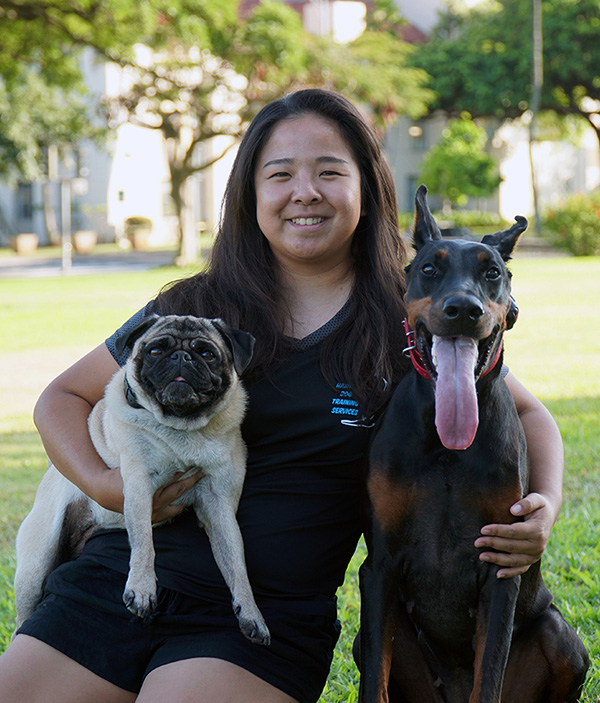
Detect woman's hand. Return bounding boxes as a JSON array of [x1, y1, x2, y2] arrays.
[[474, 492, 552, 579], [151, 469, 205, 523], [92, 467, 204, 522]]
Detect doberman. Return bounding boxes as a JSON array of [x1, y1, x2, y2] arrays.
[[356, 185, 589, 703]]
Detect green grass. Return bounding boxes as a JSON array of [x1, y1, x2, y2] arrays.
[[0, 255, 599, 700], [0, 265, 187, 353]]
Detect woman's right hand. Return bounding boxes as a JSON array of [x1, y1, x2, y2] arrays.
[[94, 466, 204, 521], [151, 469, 205, 523]]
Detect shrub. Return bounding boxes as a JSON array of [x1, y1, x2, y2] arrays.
[[543, 191, 600, 256], [418, 116, 502, 209], [398, 209, 509, 236]]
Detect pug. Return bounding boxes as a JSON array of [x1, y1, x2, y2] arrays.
[[14, 315, 270, 646]]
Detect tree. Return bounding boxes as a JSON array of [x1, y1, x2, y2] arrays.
[[102, 0, 314, 263], [306, 0, 434, 132], [0, 0, 167, 241], [103, 0, 435, 264], [1, 0, 435, 262], [418, 115, 501, 212], [0, 68, 102, 242], [411, 0, 600, 148]]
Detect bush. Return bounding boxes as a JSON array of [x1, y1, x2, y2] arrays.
[[543, 191, 600, 256], [398, 209, 508, 236]]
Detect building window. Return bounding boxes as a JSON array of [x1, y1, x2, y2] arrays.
[[17, 183, 34, 220]]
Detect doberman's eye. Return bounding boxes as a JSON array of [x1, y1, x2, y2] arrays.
[[421, 263, 436, 276], [486, 266, 501, 280]]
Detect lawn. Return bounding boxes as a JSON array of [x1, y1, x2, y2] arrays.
[[0, 254, 599, 701]]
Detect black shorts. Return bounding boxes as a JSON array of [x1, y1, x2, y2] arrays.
[[17, 559, 341, 703]]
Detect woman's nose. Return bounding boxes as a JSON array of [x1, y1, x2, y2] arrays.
[[293, 175, 322, 204]]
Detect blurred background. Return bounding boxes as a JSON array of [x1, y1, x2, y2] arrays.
[[1, 0, 599, 268]]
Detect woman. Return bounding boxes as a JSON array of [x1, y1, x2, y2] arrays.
[[0, 89, 562, 703]]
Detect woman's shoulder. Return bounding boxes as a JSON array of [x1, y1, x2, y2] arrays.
[[105, 300, 159, 366]]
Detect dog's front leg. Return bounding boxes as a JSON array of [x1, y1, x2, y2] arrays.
[[358, 527, 402, 703], [194, 489, 270, 646], [121, 461, 157, 618], [470, 573, 520, 703]]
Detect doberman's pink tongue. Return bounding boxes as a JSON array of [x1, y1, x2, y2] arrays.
[[432, 336, 479, 450]]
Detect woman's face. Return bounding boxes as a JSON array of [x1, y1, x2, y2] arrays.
[[254, 114, 363, 272]]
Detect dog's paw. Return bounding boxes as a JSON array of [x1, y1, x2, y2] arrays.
[[122, 584, 157, 619], [234, 605, 271, 646]]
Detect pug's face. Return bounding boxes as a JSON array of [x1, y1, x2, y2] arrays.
[[120, 315, 255, 422]]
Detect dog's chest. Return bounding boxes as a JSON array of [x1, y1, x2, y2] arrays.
[[367, 376, 525, 644], [130, 423, 234, 476]]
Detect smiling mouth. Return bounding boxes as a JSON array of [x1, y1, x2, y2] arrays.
[[290, 217, 325, 226]]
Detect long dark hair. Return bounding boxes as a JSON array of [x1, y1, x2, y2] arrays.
[[157, 89, 410, 415]]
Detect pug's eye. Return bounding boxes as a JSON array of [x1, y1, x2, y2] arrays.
[[201, 350, 216, 362], [148, 347, 163, 357]]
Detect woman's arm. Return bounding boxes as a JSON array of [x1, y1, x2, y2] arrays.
[[474, 371, 563, 578], [33, 343, 199, 520]]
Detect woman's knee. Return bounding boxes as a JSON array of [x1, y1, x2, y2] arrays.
[[0, 635, 136, 703], [138, 657, 299, 703]]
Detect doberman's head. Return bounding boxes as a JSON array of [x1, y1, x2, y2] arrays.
[[405, 185, 527, 450]]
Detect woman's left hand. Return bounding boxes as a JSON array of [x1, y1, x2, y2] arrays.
[[474, 492, 552, 579]]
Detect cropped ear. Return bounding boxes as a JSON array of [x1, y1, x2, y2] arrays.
[[481, 216, 528, 261], [212, 320, 256, 376], [412, 184, 442, 250], [114, 314, 160, 358]]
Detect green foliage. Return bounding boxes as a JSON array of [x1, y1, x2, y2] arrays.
[[234, 0, 309, 88], [411, 0, 600, 144], [366, 0, 407, 34], [399, 208, 508, 231], [1, 0, 435, 261], [444, 209, 508, 229], [543, 191, 600, 256], [418, 115, 502, 208], [0, 70, 100, 184], [333, 30, 434, 127], [0, 0, 169, 185]]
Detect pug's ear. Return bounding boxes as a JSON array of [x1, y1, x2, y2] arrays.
[[212, 320, 255, 376], [114, 315, 160, 358]]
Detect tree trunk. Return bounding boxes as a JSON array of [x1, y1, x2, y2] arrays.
[[175, 176, 199, 267], [584, 112, 600, 152], [43, 181, 61, 245]]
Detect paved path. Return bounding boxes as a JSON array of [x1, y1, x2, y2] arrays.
[[0, 249, 177, 278], [0, 237, 561, 280]]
